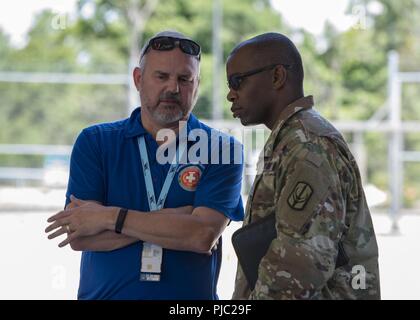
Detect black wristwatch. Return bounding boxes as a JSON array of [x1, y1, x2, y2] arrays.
[[115, 208, 128, 234]]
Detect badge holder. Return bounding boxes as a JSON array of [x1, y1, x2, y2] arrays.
[[138, 136, 186, 282], [140, 243, 163, 281]]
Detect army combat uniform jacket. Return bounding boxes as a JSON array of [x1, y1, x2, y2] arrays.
[[232, 96, 380, 300]]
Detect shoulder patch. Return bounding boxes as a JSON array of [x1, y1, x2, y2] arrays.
[[287, 181, 313, 210], [305, 152, 323, 167], [277, 159, 332, 234]]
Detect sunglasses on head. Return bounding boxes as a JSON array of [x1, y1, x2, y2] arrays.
[[227, 63, 293, 91], [142, 36, 201, 60]]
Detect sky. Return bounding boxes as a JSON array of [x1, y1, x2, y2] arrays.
[[271, 0, 355, 34], [0, 0, 75, 47], [0, 0, 355, 47]]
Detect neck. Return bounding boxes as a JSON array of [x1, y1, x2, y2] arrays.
[[265, 92, 304, 130], [265, 107, 283, 130]]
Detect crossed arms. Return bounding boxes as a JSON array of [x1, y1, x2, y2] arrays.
[[45, 195, 228, 254]]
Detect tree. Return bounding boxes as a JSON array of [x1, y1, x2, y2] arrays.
[[0, 0, 287, 147]]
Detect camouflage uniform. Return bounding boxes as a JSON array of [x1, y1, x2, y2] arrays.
[[232, 96, 380, 300]]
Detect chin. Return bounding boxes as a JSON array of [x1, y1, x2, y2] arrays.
[[239, 117, 254, 126], [155, 110, 184, 125]]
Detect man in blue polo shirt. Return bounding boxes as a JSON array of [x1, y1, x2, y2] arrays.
[[45, 30, 244, 299]]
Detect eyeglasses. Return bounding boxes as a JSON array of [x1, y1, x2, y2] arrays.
[[227, 63, 292, 91], [141, 36, 201, 60]]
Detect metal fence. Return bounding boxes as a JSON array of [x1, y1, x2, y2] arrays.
[[1, 52, 420, 230]]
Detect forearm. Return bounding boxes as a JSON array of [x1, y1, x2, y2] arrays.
[[68, 205, 189, 251], [62, 202, 223, 254], [70, 230, 138, 252], [110, 208, 223, 254]]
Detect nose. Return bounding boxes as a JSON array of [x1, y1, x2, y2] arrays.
[[167, 78, 180, 94], [227, 88, 237, 103]]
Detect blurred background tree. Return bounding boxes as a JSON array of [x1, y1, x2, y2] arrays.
[[0, 0, 419, 206]]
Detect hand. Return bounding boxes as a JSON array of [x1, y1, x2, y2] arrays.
[[45, 195, 118, 248]]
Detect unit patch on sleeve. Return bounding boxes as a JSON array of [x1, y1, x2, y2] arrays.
[[287, 181, 313, 210]]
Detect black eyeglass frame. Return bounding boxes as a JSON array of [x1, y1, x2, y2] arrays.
[[227, 63, 292, 90], [141, 36, 201, 61]]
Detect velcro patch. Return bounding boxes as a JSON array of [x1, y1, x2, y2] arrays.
[[287, 181, 313, 210], [277, 157, 331, 234]]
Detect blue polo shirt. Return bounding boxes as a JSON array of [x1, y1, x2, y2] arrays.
[[65, 107, 244, 300]]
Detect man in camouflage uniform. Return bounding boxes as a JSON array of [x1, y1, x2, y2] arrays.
[[226, 33, 380, 299]]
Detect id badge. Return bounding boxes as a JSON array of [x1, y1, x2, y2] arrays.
[[140, 242, 162, 281]]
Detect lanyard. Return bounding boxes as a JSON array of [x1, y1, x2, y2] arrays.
[[138, 135, 186, 211], [137, 135, 187, 281]]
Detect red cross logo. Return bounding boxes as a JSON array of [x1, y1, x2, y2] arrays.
[[179, 166, 202, 191]]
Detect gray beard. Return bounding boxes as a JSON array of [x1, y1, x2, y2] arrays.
[[149, 105, 184, 125]]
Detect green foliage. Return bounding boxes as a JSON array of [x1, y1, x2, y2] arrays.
[[1, 0, 420, 207]]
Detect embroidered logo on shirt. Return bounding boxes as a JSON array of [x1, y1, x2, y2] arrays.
[[287, 181, 313, 210], [178, 166, 202, 192]]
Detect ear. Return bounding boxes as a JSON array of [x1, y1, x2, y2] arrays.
[[272, 65, 287, 90], [133, 67, 142, 91]]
